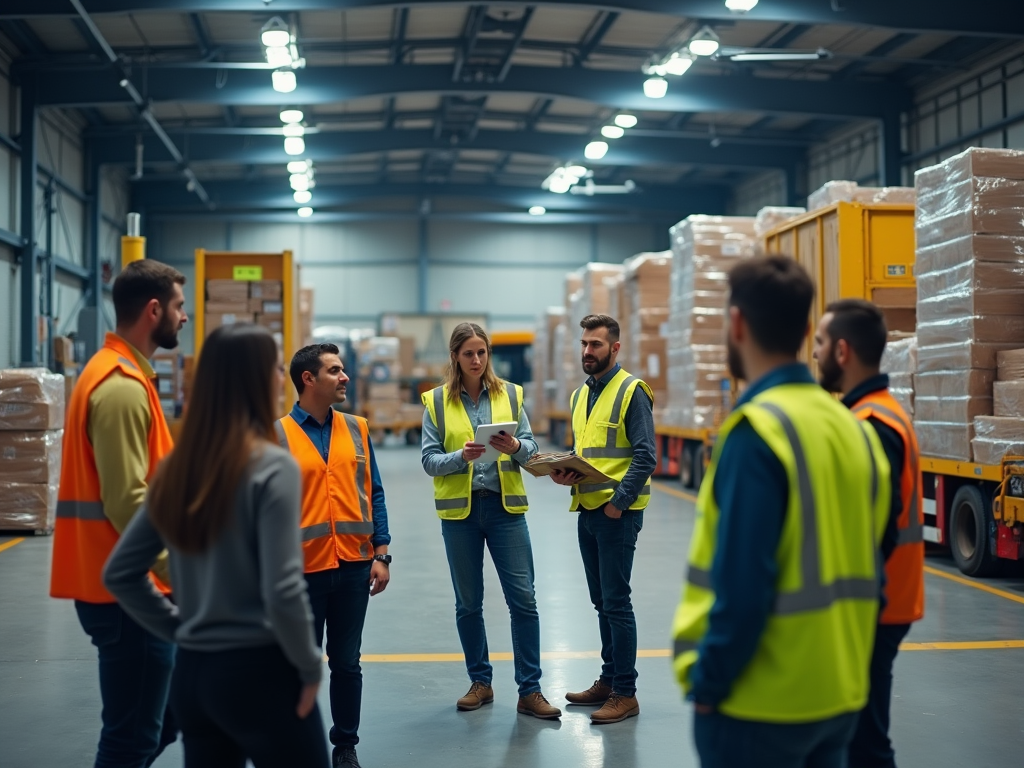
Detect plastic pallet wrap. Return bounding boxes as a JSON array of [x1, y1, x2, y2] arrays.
[[0, 429, 63, 484], [917, 234, 1024, 274], [0, 368, 65, 431], [622, 252, 672, 384], [914, 422, 976, 461], [0, 481, 58, 532], [807, 181, 916, 212], [881, 336, 918, 374], [994, 381, 1024, 418], [972, 416, 1024, 465], [917, 261, 1024, 322], [754, 206, 807, 237]]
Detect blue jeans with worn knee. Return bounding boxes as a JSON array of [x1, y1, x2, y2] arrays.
[[440, 492, 542, 696]]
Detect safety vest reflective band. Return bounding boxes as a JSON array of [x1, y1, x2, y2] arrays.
[[421, 382, 529, 519], [50, 333, 174, 603], [671, 382, 890, 723], [852, 390, 926, 625], [275, 410, 375, 571], [569, 368, 653, 511]]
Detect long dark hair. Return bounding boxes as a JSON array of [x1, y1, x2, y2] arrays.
[[148, 324, 279, 553]]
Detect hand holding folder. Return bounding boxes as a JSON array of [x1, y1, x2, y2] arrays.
[[522, 452, 612, 484]]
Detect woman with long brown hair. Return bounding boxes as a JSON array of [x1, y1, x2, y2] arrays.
[[420, 323, 560, 719], [103, 323, 329, 768]]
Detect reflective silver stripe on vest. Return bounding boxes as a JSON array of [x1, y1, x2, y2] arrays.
[[435, 498, 467, 511], [571, 388, 581, 416], [504, 495, 528, 507], [341, 414, 373, 556], [56, 500, 106, 521], [433, 388, 446, 445], [508, 383, 520, 422], [334, 521, 376, 535], [117, 356, 139, 372], [498, 460, 521, 475], [577, 480, 651, 497], [582, 447, 634, 459], [605, 375, 637, 447], [687, 565, 713, 590], [674, 638, 699, 655], [758, 403, 878, 616], [301, 522, 333, 541], [274, 420, 289, 450]]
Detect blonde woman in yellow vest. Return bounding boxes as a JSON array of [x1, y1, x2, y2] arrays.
[[421, 322, 561, 720], [672, 257, 889, 768]]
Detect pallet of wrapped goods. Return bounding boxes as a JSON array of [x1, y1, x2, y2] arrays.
[[577, 263, 624, 323], [0, 369, 65, 431], [972, 416, 1024, 465], [622, 252, 672, 382], [0, 481, 59, 532], [754, 206, 806, 237], [0, 430, 62, 485], [880, 336, 917, 417], [807, 181, 917, 212], [994, 382, 1024, 418], [998, 349, 1024, 381]]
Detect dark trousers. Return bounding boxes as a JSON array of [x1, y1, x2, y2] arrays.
[[305, 560, 372, 748], [171, 645, 329, 768], [75, 601, 177, 768], [577, 507, 643, 697], [695, 710, 859, 768], [848, 623, 911, 768]]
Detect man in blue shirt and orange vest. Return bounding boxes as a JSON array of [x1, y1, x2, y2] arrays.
[[276, 343, 392, 768], [814, 299, 925, 768]]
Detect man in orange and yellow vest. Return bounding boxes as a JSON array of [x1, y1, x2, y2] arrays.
[[814, 299, 925, 768], [275, 343, 392, 768], [50, 259, 188, 768]]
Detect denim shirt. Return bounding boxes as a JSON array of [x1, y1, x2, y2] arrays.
[[420, 384, 538, 493], [289, 403, 391, 547]]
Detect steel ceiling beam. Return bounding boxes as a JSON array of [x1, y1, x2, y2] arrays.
[[28, 63, 910, 119], [4, 1, 1022, 38]]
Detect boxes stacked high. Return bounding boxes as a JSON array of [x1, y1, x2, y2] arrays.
[[913, 148, 1024, 461], [663, 216, 757, 429], [621, 252, 672, 418], [358, 336, 404, 425], [0, 368, 65, 532], [528, 307, 565, 434], [553, 272, 584, 414], [972, 348, 1024, 464], [881, 335, 917, 417], [561, 263, 623, 410], [152, 351, 184, 420], [205, 279, 284, 339], [807, 181, 916, 211], [606, 272, 626, 352], [299, 288, 315, 347]]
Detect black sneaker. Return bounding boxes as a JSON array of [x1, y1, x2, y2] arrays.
[[333, 746, 362, 768]]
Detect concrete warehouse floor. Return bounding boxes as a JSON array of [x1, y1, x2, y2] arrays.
[[2, 442, 1024, 768]]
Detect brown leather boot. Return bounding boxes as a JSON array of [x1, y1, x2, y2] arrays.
[[457, 682, 494, 711], [591, 694, 640, 724], [565, 679, 613, 706], [517, 692, 562, 720]]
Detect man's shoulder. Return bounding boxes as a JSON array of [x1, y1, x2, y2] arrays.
[[89, 369, 150, 411]]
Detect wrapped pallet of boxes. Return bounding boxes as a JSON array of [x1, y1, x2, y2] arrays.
[[0, 368, 65, 532], [754, 206, 806, 237], [621, 252, 672, 419], [807, 180, 917, 211], [554, 272, 584, 413], [663, 216, 757, 429], [913, 147, 1024, 461], [881, 335, 917, 418], [606, 272, 626, 352], [974, 349, 1024, 463]]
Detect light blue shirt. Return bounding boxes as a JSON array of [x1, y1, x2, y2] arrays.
[[420, 383, 538, 493]]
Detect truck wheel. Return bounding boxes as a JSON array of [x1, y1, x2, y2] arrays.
[[680, 444, 695, 489], [949, 485, 998, 577]]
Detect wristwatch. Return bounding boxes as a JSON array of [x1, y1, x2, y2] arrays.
[[373, 554, 392, 566]]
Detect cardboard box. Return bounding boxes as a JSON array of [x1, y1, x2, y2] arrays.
[[916, 342, 1023, 373], [914, 397, 992, 423], [249, 281, 283, 301], [53, 336, 75, 365], [368, 382, 401, 400], [917, 315, 1024, 347], [0, 481, 57, 531], [256, 315, 284, 333], [0, 430, 63, 483], [914, 421, 975, 461], [914, 370, 994, 399], [63, 371, 77, 405], [205, 301, 252, 315], [398, 337, 416, 376], [206, 279, 250, 302], [997, 349, 1024, 381], [205, 313, 256, 337], [0, 402, 64, 431], [0, 369, 65, 406], [994, 381, 1024, 418]]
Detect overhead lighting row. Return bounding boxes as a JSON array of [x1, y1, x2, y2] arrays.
[[263, 17, 305, 94], [642, 26, 720, 99], [279, 109, 315, 215], [543, 165, 589, 194]]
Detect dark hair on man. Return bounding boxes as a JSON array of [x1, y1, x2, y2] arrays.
[[824, 299, 888, 368], [290, 343, 341, 394], [580, 314, 620, 343], [112, 260, 186, 327], [728, 256, 814, 356]]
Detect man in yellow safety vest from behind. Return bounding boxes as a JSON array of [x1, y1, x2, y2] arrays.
[[672, 256, 890, 768]]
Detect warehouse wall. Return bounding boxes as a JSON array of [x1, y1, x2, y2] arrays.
[[148, 217, 667, 351]]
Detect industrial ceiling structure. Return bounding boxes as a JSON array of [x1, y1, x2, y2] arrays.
[[1, 1, 1021, 226]]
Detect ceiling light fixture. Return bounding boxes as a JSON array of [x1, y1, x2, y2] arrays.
[[542, 165, 589, 194], [601, 125, 625, 139], [266, 46, 293, 68], [565, 165, 588, 179], [688, 27, 721, 57], [297, 206, 313, 218], [529, 206, 546, 216], [725, 0, 759, 11], [284, 136, 305, 155], [584, 141, 609, 160], [614, 114, 638, 129], [293, 190, 312, 204], [663, 53, 694, 76], [289, 173, 310, 191], [643, 76, 668, 99], [280, 109, 304, 124], [282, 123, 305, 137], [272, 69, 297, 93], [727, 48, 831, 62], [261, 17, 291, 48], [287, 160, 309, 174]]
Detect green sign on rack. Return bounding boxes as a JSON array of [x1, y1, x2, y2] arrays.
[[233, 266, 263, 281]]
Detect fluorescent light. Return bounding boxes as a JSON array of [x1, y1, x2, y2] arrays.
[[664, 53, 694, 76], [272, 70, 297, 93], [643, 76, 668, 99], [584, 141, 608, 160], [280, 109, 304, 124], [565, 165, 588, 179], [601, 125, 625, 139], [287, 160, 309, 174], [261, 17, 290, 48], [548, 177, 572, 194], [725, 0, 758, 10], [297, 207, 313, 218], [688, 27, 720, 57], [293, 190, 312, 204], [529, 206, 546, 216], [289, 174, 310, 191], [284, 136, 305, 155], [614, 114, 638, 129], [728, 50, 828, 61], [266, 46, 292, 68], [283, 123, 305, 137]]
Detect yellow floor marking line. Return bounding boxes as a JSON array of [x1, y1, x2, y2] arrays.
[[0, 538, 25, 555], [924, 565, 1024, 607], [901, 640, 1024, 651], [652, 481, 698, 503]]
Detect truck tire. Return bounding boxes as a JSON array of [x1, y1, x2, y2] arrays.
[[949, 485, 998, 577], [680, 444, 696, 489]]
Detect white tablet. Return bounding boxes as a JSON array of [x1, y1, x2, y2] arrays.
[[473, 422, 520, 463]]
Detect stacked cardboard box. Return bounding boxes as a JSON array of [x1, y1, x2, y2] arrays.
[[358, 336, 404, 425], [807, 181, 917, 211], [299, 287, 315, 347], [606, 273, 626, 351], [754, 206, 807, 237], [205, 279, 284, 340], [881, 335, 917, 417], [972, 349, 1024, 464], [913, 148, 1024, 461], [0, 369, 65, 532], [553, 272, 584, 413], [528, 307, 566, 433], [152, 351, 184, 420], [663, 216, 757, 429], [621, 252, 672, 417]]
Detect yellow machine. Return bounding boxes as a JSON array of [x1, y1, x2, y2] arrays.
[[121, 212, 145, 266]]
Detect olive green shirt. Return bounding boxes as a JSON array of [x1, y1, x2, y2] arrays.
[[87, 340, 170, 585]]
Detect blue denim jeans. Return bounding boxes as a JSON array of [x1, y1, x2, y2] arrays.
[[75, 600, 178, 768], [440, 492, 542, 696], [304, 560, 372, 749], [577, 507, 643, 697], [694, 710, 859, 768]]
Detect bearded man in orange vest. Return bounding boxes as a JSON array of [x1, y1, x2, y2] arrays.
[[813, 299, 925, 768], [275, 343, 392, 768], [50, 259, 187, 768]]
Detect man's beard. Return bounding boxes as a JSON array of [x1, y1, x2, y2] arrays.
[[818, 347, 844, 393], [726, 336, 745, 381], [152, 311, 180, 351], [582, 350, 612, 375]]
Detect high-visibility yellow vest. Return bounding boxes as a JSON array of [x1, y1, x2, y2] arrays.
[[421, 382, 529, 519], [672, 382, 890, 724], [569, 367, 653, 512]]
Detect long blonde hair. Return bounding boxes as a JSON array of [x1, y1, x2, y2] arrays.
[[444, 322, 505, 403]]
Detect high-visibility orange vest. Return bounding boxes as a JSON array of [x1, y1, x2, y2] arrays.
[[853, 388, 925, 625], [275, 410, 375, 572], [50, 333, 174, 603]]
